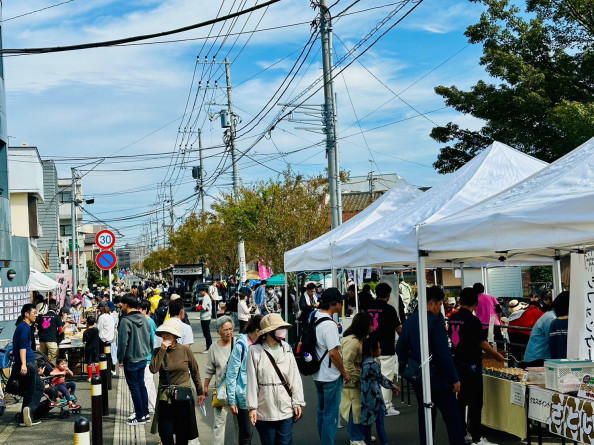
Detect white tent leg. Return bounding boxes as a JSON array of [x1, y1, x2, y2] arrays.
[[553, 250, 562, 298], [331, 268, 337, 288], [416, 227, 433, 445], [355, 269, 359, 314], [284, 273, 289, 321]]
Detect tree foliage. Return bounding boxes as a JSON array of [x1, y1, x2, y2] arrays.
[[142, 170, 330, 275], [432, 0, 594, 173]]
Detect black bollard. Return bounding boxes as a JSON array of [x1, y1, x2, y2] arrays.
[[74, 417, 90, 445], [91, 375, 103, 445], [104, 345, 112, 390], [99, 353, 109, 416]]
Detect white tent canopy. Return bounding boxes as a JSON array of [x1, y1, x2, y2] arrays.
[[28, 268, 60, 292], [419, 136, 594, 257], [331, 141, 548, 268], [284, 175, 421, 271]]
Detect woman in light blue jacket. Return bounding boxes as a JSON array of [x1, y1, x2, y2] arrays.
[[225, 314, 263, 445]]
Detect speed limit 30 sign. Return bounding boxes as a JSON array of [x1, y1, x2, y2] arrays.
[[95, 230, 116, 250]]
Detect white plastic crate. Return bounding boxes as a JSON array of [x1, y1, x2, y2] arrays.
[[544, 359, 594, 393]]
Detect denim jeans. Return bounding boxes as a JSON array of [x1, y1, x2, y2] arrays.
[[18, 361, 43, 420], [348, 409, 366, 441], [255, 418, 293, 445], [362, 408, 389, 445], [123, 360, 148, 419], [55, 382, 76, 402], [314, 377, 343, 445], [412, 383, 465, 445]]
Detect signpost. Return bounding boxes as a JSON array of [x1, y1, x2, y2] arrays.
[[95, 230, 117, 301]]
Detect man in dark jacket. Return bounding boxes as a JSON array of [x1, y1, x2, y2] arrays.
[[117, 294, 151, 426], [396, 286, 465, 445]]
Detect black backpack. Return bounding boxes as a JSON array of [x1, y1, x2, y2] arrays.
[[294, 311, 335, 376]]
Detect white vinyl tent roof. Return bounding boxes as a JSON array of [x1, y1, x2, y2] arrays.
[[419, 136, 594, 258], [29, 268, 60, 292], [284, 176, 421, 271], [330, 141, 548, 268]]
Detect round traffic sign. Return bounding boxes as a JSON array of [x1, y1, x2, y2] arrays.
[[96, 250, 117, 270], [95, 230, 116, 250]]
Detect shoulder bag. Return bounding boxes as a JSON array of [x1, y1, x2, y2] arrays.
[[163, 352, 193, 402], [212, 338, 235, 408], [263, 349, 300, 423]]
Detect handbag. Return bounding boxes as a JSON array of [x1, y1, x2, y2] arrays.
[[402, 357, 422, 383], [163, 353, 193, 403], [213, 338, 235, 407], [263, 349, 300, 423]]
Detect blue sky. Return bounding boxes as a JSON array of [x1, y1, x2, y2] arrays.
[[2, 0, 489, 248]]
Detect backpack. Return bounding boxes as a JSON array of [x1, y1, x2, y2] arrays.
[[294, 311, 335, 376]]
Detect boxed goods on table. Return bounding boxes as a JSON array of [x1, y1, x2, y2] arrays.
[[526, 367, 546, 384], [544, 359, 594, 393], [483, 367, 527, 382]]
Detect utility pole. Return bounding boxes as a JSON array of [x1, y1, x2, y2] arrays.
[[320, 0, 342, 229], [199, 129, 205, 214], [225, 58, 247, 283], [70, 168, 78, 292], [169, 183, 174, 235], [368, 160, 374, 197], [162, 200, 166, 247]]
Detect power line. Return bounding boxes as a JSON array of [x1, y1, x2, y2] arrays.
[[1, 0, 76, 22], [0, 0, 282, 55]]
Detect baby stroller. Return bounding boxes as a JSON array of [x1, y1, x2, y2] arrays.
[[14, 351, 81, 423]]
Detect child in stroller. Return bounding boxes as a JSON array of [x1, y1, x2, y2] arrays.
[[35, 352, 80, 417], [50, 359, 80, 411]]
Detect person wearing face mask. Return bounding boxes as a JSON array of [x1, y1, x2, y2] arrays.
[[225, 314, 264, 445], [246, 314, 305, 445], [265, 286, 279, 314]]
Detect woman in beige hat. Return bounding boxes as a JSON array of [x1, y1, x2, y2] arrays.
[[246, 313, 305, 445], [149, 318, 205, 445]]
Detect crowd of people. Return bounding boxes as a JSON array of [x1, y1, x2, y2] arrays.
[[10, 275, 571, 445]]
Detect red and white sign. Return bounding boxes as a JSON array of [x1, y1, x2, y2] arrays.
[[95, 230, 116, 250], [96, 250, 117, 270]]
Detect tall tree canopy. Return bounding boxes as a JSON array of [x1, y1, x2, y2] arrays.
[[431, 0, 594, 173]]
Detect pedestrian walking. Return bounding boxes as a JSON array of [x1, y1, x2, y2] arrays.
[[117, 294, 152, 426], [340, 313, 373, 445], [204, 316, 239, 444], [313, 288, 351, 445], [13, 304, 43, 426], [396, 286, 465, 445], [97, 306, 115, 357], [254, 280, 267, 315], [149, 319, 206, 445], [360, 337, 400, 445], [238, 294, 251, 334], [197, 288, 213, 353], [226, 314, 263, 445], [367, 282, 401, 416], [36, 304, 63, 365], [140, 300, 158, 414], [82, 316, 100, 381], [246, 314, 305, 445], [448, 287, 505, 445]]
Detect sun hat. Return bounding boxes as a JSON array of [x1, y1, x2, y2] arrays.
[[154, 289, 161, 294], [156, 319, 181, 338], [447, 297, 456, 305], [259, 313, 292, 336], [508, 299, 527, 313], [169, 294, 181, 301]]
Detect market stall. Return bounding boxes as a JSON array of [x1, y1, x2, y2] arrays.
[[482, 374, 528, 439]]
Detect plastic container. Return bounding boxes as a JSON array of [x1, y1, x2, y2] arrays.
[[544, 359, 594, 393]]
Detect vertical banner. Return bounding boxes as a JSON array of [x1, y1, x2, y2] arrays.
[[568, 251, 594, 359]]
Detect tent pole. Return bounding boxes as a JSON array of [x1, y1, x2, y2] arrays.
[[355, 268, 359, 314], [553, 250, 562, 298], [416, 226, 433, 445], [332, 268, 337, 288], [460, 262, 465, 288], [284, 273, 289, 321]]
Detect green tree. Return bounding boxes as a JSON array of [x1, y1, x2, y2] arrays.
[[431, 0, 594, 173]]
